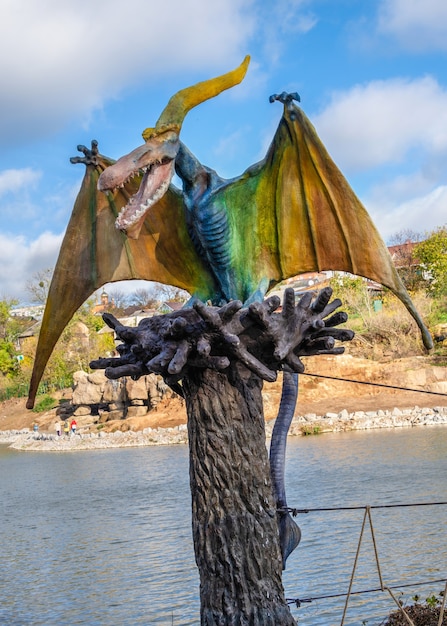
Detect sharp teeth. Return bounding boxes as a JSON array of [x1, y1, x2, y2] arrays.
[[114, 174, 171, 230]]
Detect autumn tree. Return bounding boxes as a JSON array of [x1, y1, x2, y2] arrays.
[[0, 299, 20, 376], [40, 301, 115, 387], [415, 225, 447, 297], [329, 273, 374, 323], [16, 299, 116, 395]]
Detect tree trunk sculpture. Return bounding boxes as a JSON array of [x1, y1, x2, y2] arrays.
[[91, 287, 353, 624]]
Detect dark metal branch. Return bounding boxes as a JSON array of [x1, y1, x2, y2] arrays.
[[90, 287, 353, 386]]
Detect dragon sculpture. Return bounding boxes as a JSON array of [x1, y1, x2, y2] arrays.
[[27, 56, 432, 567]]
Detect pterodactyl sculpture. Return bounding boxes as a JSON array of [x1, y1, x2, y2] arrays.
[[26, 55, 432, 566]]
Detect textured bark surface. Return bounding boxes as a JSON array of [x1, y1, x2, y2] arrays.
[[184, 366, 296, 625]]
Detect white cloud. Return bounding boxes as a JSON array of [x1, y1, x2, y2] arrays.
[[378, 0, 447, 51], [0, 0, 255, 146], [0, 168, 42, 196], [0, 229, 182, 304], [313, 76, 447, 172], [0, 231, 63, 301], [368, 185, 447, 241], [253, 0, 317, 64], [312, 75, 447, 243], [272, 0, 317, 34]]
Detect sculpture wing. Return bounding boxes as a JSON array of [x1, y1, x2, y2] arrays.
[[27, 151, 215, 408], [219, 104, 432, 349]]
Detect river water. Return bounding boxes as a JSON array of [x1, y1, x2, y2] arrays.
[[1, 426, 446, 625]]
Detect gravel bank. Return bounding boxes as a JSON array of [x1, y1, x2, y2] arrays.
[[2, 405, 447, 451]]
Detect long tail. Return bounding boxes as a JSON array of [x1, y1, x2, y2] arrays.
[[269, 370, 302, 569]]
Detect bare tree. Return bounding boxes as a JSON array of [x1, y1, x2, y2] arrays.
[[26, 268, 53, 304], [128, 284, 189, 309], [130, 287, 158, 308], [107, 289, 129, 312], [155, 283, 190, 303], [387, 229, 425, 291]]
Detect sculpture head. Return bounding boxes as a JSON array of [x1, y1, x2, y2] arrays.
[[97, 126, 179, 238], [98, 56, 250, 239]]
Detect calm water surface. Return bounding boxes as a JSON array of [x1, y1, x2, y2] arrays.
[[1, 426, 446, 625]]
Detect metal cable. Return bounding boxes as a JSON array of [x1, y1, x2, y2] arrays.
[[302, 371, 447, 398], [279, 501, 447, 516], [285, 502, 446, 624], [287, 578, 447, 606]]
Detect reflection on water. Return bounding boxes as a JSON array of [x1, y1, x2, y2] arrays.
[[0, 426, 446, 625]]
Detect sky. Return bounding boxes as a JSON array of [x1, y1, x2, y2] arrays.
[[1, 0, 447, 303]]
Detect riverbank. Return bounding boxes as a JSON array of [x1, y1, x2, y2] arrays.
[[2, 404, 447, 451], [2, 354, 447, 450]]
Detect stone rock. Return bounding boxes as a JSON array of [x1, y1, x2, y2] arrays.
[[126, 377, 148, 401], [72, 371, 103, 405], [87, 370, 107, 386], [102, 378, 126, 404], [73, 405, 92, 417], [147, 374, 170, 408], [107, 409, 125, 421], [72, 414, 94, 427], [97, 412, 110, 423], [429, 381, 447, 393], [126, 405, 148, 418], [108, 402, 126, 411], [302, 413, 317, 421]]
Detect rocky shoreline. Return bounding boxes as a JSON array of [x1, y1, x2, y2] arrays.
[[2, 404, 447, 451]]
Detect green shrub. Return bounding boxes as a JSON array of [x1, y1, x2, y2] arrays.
[[300, 424, 322, 436], [380, 591, 446, 625], [32, 395, 57, 413]]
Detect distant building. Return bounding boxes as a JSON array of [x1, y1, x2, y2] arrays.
[[387, 241, 420, 269], [267, 271, 330, 302], [16, 320, 42, 350], [92, 290, 115, 314], [10, 304, 44, 320]]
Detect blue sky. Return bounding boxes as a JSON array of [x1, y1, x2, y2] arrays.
[[1, 0, 447, 302]]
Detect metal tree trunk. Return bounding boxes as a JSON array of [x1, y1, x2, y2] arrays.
[[89, 289, 353, 623], [183, 366, 297, 625]]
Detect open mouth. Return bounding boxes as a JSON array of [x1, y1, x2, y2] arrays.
[[98, 134, 179, 239], [114, 158, 175, 237]]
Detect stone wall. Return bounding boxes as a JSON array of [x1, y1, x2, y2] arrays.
[[68, 370, 176, 425]]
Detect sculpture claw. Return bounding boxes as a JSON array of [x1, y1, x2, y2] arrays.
[[269, 92, 301, 105], [269, 92, 301, 120], [70, 140, 99, 166]]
